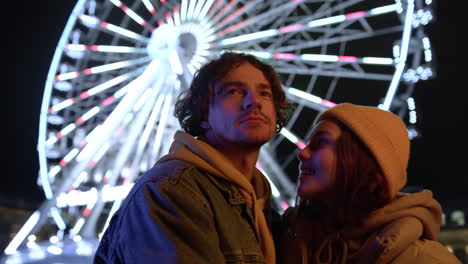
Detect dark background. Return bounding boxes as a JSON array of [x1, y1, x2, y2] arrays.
[[5, 1, 467, 210]]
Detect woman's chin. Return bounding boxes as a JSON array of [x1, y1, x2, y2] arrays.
[[297, 185, 315, 200], [297, 183, 331, 201]]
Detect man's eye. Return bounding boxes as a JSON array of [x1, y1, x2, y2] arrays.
[[227, 89, 241, 94], [261, 91, 272, 97]]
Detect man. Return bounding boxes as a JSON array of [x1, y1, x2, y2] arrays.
[[94, 52, 290, 263]]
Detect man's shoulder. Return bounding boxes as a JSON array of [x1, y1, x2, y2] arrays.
[[137, 159, 211, 186], [143, 159, 193, 181], [137, 159, 237, 202]]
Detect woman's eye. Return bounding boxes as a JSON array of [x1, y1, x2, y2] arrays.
[[319, 139, 328, 146], [310, 138, 328, 149], [261, 91, 272, 97]]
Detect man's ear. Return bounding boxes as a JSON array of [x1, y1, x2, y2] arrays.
[[200, 121, 211, 129]]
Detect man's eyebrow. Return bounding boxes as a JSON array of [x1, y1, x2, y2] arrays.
[[257, 83, 271, 89], [216, 81, 271, 92], [219, 81, 243, 88], [214, 81, 241, 93]]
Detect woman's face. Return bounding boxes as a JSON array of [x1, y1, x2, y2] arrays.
[[297, 120, 342, 200]]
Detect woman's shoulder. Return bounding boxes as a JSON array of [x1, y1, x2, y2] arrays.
[[390, 239, 462, 264]]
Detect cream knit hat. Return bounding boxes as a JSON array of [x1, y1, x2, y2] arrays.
[[315, 103, 410, 198]]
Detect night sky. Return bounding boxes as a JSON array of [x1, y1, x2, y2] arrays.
[[6, 1, 467, 209]]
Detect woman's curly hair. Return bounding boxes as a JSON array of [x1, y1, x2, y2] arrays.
[[174, 52, 292, 136]]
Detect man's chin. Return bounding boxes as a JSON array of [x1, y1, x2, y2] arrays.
[[238, 135, 272, 148]]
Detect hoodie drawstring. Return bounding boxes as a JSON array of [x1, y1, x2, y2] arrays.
[[314, 232, 348, 264]]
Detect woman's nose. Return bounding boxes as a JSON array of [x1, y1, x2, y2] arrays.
[[297, 148, 310, 161]]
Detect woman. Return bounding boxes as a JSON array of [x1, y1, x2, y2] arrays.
[[278, 103, 461, 264]]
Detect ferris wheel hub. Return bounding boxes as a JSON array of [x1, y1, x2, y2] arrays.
[[147, 24, 198, 65]]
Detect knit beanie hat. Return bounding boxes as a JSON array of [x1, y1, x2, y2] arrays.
[[315, 103, 410, 198]]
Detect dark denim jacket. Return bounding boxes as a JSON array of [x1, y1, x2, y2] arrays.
[[94, 160, 272, 263]]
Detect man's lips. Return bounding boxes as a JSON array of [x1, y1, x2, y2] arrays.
[[239, 115, 268, 124]]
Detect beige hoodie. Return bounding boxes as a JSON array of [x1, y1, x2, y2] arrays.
[[281, 190, 461, 264], [156, 131, 276, 263]]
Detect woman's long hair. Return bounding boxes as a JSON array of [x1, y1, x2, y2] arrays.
[[297, 120, 391, 229]]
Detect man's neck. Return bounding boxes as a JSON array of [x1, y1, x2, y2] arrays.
[[221, 148, 260, 182], [201, 136, 261, 182]]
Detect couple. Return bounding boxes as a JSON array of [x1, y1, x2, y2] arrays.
[[94, 52, 460, 263]]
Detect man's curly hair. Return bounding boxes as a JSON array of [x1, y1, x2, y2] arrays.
[[174, 52, 292, 136]]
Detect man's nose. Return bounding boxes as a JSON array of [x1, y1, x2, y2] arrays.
[[243, 91, 261, 110]]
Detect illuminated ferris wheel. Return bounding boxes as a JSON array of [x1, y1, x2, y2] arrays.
[[3, 0, 435, 262]]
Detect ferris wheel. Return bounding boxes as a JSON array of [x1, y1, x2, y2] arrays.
[[3, 0, 435, 262]]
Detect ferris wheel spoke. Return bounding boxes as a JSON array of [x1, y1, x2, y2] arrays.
[[275, 66, 393, 81], [209, 0, 241, 25], [108, 0, 151, 28], [100, 196, 123, 237], [141, 0, 156, 15], [235, 50, 394, 66], [277, 60, 394, 80], [293, 0, 363, 24], [212, 0, 259, 31], [80, 198, 104, 237], [79, 14, 150, 43], [130, 95, 166, 175], [69, 213, 91, 237], [277, 127, 306, 152], [205, 0, 223, 19], [50, 67, 144, 113], [216, 2, 399, 47], [162, 9, 173, 26], [80, 180, 134, 237], [46, 77, 144, 147], [230, 49, 394, 81], [185, 0, 197, 20], [149, 92, 175, 164], [54, 94, 149, 197], [55, 56, 150, 81], [106, 73, 172, 187], [255, 163, 281, 200], [110, 89, 160, 185], [272, 25, 402, 52], [188, 52, 209, 70], [46, 85, 130, 148], [197, 0, 216, 20], [191, 0, 208, 20], [285, 87, 336, 111], [258, 149, 296, 201], [92, 91, 177, 236], [48, 60, 164, 197], [180, 0, 189, 21], [173, 6, 183, 26], [66, 44, 147, 53], [214, 1, 300, 38]]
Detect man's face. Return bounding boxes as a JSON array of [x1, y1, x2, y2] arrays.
[[202, 62, 277, 149]]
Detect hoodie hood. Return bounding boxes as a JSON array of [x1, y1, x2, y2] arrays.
[[345, 190, 442, 240], [342, 190, 442, 264], [156, 131, 275, 263], [290, 190, 443, 264], [343, 190, 443, 264]]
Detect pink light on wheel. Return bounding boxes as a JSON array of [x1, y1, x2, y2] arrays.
[[345, 11, 366, 20]]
